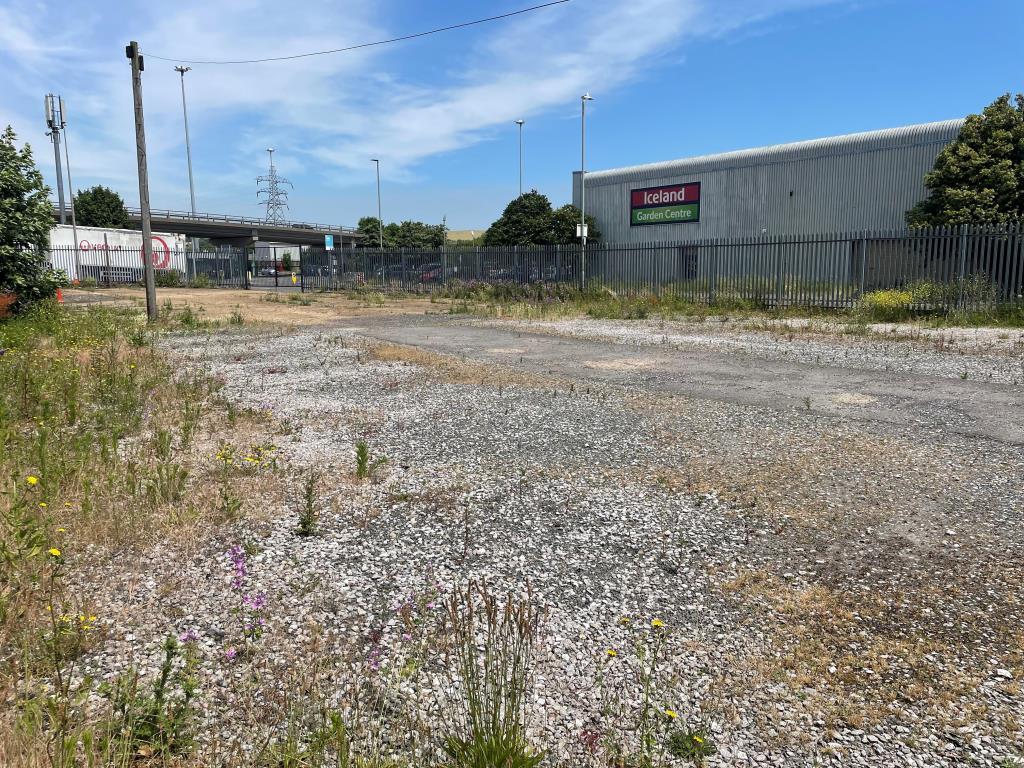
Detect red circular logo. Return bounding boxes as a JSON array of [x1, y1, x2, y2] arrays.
[[140, 236, 171, 269]]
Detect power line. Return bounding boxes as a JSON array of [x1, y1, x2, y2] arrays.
[[143, 0, 570, 65]]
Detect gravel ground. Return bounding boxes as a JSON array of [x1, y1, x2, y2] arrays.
[[73, 317, 1024, 767], [469, 316, 1024, 385]]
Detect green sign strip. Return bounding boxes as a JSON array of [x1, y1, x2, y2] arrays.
[[631, 203, 700, 226]]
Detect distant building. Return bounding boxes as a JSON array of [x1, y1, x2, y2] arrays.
[[573, 120, 963, 243], [446, 229, 484, 242]]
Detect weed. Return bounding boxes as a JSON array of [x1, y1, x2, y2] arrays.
[[98, 634, 199, 759], [146, 463, 189, 505], [355, 441, 386, 480], [440, 582, 546, 768], [667, 727, 717, 765], [216, 485, 243, 523], [297, 471, 321, 536], [228, 308, 245, 325], [179, 394, 203, 448]]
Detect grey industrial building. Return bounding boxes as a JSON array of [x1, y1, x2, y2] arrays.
[[572, 120, 964, 243]]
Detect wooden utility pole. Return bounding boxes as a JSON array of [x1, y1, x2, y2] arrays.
[[126, 41, 157, 320]]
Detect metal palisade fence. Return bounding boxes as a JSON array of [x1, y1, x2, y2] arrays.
[[44, 223, 1024, 311]]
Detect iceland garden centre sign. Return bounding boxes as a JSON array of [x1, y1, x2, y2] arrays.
[[630, 182, 701, 226]]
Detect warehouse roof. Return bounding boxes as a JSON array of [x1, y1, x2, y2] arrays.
[[582, 119, 965, 184]]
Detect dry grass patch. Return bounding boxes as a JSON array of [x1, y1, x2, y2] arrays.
[[365, 341, 572, 391], [715, 568, 1016, 743]]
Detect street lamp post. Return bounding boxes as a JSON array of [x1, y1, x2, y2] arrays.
[[514, 119, 525, 197], [175, 66, 198, 270], [580, 93, 593, 286], [371, 159, 383, 248], [174, 66, 197, 216]]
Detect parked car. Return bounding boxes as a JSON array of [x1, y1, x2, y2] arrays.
[[257, 266, 278, 277], [374, 265, 407, 281], [418, 264, 459, 283]]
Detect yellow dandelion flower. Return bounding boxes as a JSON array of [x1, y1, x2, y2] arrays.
[[57, 527, 65, 533], [693, 735, 704, 744], [618, 616, 632, 626], [48, 548, 61, 557], [27, 476, 39, 486], [651, 618, 665, 629], [39, 502, 47, 508], [664, 709, 678, 719], [606, 648, 618, 657]]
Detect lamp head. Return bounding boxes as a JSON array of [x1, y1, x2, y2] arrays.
[[581, 92, 593, 101], [514, 119, 525, 126], [174, 65, 191, 74]]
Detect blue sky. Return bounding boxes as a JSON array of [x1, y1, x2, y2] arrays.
[[1, 0, 1021, 229]]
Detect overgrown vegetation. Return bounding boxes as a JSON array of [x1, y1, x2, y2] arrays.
[[0, 302, 277, 764], [436, 278, 1024, 328]]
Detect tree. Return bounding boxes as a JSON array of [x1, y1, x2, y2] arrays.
[[74, 185, 130, 228], [907, 93, 1024, 226], [356, 216, 447, 248], [484, 192, 602, 246], [357, 216, 385, 247], [483, 191, 555, 246], [551, 203, 601, 244], [0, 125, 66, 311]]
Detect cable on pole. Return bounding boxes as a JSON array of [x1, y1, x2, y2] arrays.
[[142, 1, 570, 65]]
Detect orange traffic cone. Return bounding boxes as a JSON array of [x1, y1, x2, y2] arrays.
[[56, 288, 64, 304]]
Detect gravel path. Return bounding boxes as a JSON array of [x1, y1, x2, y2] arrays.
[[76, 317, 1024, 767]]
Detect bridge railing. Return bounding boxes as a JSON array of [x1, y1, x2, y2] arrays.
[[49, 202, 358, 235]]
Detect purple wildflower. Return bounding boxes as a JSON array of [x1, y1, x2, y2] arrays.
[[225, 647, 237, 661], [228, 544, 247, 590], [242, 591, 268, 611], [178, 628, 199, 644]]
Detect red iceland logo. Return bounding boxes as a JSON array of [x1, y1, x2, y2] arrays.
[[139, 236, 172, 269]]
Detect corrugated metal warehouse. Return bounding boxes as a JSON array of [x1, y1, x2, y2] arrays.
[[572, 120, 964, 243]]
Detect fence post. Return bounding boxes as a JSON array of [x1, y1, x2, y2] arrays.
[[441, 246, 447, 291], [957, 226, 968, 309], [858, 235, 868, 297], [774, 242, 785, 308], [708, 246, 718, 305], [103, 233, 112, 288]]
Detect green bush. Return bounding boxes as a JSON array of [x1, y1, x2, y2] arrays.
[[860, 289, 914, 321], [1, 126, 68, 312], [155, 270, 182, 288]]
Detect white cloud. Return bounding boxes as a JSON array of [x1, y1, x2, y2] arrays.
[[0, 0, 841, 215]]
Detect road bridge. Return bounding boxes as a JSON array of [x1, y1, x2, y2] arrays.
[[53, 205, 361, 247]]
